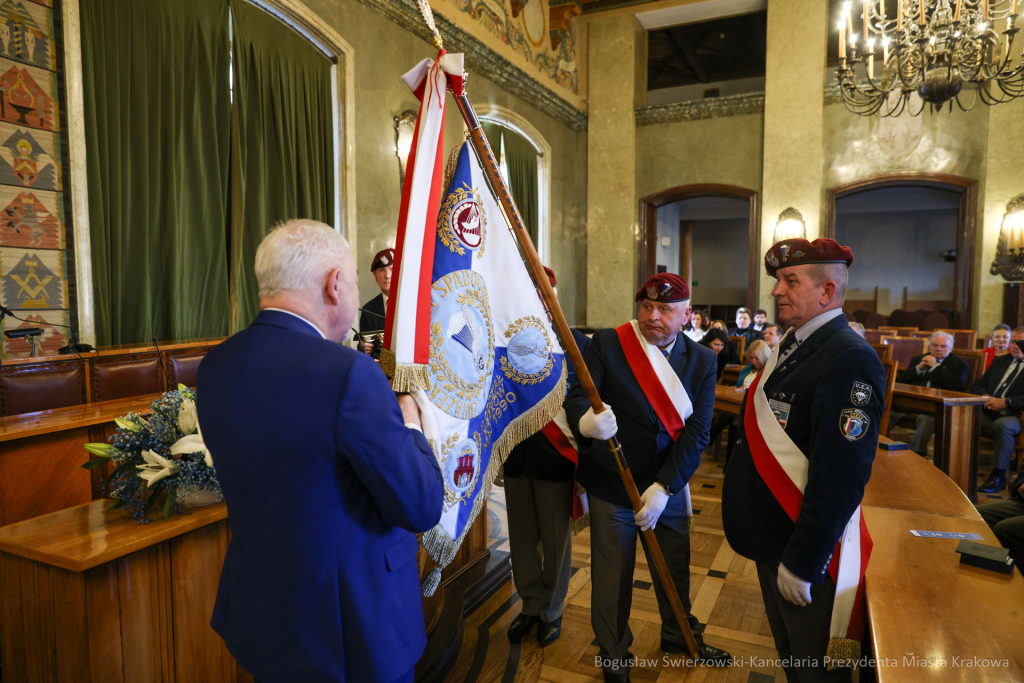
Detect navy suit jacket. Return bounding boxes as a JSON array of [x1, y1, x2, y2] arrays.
[[970, 353, 1024, 418], [722, 316, 885, 584], [198, 310, 443, 683], [564, 329, 718, 507], [896, 352, 968, 391]]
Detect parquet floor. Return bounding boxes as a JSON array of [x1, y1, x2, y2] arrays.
[[456, 425, 1006, 683]]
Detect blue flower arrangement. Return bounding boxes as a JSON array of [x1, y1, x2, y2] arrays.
[[80, 385, 221, 523]]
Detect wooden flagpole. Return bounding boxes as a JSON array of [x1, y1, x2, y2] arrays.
[[412, 0, 700, 659]]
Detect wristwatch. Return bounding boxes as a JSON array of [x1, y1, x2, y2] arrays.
[[655, 480, 675, 496]]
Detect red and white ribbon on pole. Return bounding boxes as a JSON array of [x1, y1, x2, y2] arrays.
[[615, 320, 694, 522], [540, 410, 590, 534], [384, 51, 464, 391], [742, 335, 871, 668]]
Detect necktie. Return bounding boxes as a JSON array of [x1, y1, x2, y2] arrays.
[[996, 360, 1022, 398], [777, 332, 797, 359], [662, 349, 670, 359]]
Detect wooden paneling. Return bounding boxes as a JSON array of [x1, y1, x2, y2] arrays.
[[0, 427, 93, 526]]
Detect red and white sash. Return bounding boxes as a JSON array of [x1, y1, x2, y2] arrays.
[[614, 320, 694, 520], [540, 410, 590, 534], [743, 334, 872, 668]]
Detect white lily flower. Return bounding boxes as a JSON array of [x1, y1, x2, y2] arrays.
[[137, 449, 176, 487], [178, 397, 198, 435], [170, 424, 213, 468]]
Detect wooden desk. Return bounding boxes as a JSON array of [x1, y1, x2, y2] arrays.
[[722, 364, 741, 387], [714, 384, 745, 415], [890, 384, 986, 502], [864, 441, 981, 520], [0, 394, 162, 527], [862, 507, 1024, 682]]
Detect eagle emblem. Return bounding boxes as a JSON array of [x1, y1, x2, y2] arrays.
[[766, 251, 780, 268]]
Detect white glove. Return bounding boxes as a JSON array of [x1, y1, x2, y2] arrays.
[[634, 483, 670, 531], [777, 563, 812, 606], [579, 404, 618, 440]]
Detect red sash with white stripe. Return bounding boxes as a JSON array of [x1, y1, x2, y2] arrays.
[[540, 415, 589, 533], [613, 320, 694, 519], [743, 333, 872, 668]]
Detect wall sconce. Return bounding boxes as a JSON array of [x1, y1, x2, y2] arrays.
[[394, 110, 417, 190], [991, 194, 1024, 282], [773, 207, 807, 243]]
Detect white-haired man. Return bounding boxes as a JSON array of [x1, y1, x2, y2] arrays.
[[888, 330, 968, 456], [198, 219, 443, 683]]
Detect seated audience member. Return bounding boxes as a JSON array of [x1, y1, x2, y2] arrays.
[[762, 323, 783, 350], [752, 309, 768, 331], [977, 469, 1024, 575], [729, 307, 764, 347], [709, 340, 772, 463], [700, 328, 730, 381], [983, 324, 1012, 371], [848, 321, 866, 337], [710, 319, 728, 332], [971, 327, 1024, 493], [685, 309, 709, 342], [888, 331, 967, 456]]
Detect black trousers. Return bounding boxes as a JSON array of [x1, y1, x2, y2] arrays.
[[756, 563, 852, 683], [977, 498, 1024, 575]]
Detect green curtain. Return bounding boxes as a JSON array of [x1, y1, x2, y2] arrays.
[[81, 0, 232, 345], [229, 0, 335, 331], [501, 127, 539, 247]]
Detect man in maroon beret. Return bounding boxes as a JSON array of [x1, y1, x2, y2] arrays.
[[359, 248, 394, 355], [564, 272, 732, 681], [723, 238, 885, 681]]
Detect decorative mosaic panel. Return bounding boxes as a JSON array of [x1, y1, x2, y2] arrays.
[[0, 0, 69, 359]]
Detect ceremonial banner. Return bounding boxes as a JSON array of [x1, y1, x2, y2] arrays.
[[399, 139, 567, 595]]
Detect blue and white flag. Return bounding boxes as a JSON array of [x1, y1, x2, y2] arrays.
[[408, 141, 566, 594]]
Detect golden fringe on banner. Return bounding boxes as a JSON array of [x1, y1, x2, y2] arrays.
[[571, 511, 590, 536], [825, 637, 861, 670], [420, 363, 567, 596], [688, 515, 695, 534], [386, 360, 432, 393]]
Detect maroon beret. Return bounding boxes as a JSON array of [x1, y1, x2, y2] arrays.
[[764, 238, 854, 277], [371, 248, 395, 271], [543, 266, 556, 287], [635, 273, 690, 303]]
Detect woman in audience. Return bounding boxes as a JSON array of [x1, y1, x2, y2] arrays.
[[685, 309, 709, 342], [710, 319, 728, 332], [707, 321, 740, 366], [700, 328, 729, 381], [736, 340, 771, 389], [983, 324, 1012, 370]]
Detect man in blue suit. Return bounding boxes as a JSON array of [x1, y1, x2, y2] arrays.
[[564, 273, 732, 683], [198, 219, 443, 683]]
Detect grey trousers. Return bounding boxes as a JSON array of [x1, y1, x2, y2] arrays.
[[505, 475, 574, 623], [589, 492, 702, 667], [756, 563, 851, 683], [886, 412, 935, 455], [977, 498, 1024, 572], [980, 413, 1022, 471]]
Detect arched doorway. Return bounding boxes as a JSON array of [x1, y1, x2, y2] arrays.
[[638, 184, 760, 310], [825, 173, 978, 328]]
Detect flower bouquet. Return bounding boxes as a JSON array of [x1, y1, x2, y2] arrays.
[[80, 385, 221, 522]]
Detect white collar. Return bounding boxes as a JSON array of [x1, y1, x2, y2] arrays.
[[264, 308, 327, 339], [660, 337, 677, 357]]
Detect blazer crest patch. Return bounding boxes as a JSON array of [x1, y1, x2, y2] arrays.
[[850, 381, 872, 406]]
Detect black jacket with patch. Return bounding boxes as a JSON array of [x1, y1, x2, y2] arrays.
[[722, 315, 886, 584]]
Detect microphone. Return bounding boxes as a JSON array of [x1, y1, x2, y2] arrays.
[[0, 305, 94, 355], [152, 336, 172, 390]]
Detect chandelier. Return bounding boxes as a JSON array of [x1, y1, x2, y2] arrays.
[[836, 0, 1024, 116]]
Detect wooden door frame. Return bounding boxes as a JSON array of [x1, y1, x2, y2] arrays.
[[825, 172, 978, 328], [638, 184, 760, 309]]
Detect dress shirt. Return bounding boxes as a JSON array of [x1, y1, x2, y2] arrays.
[[777, 308, 846, 363], [684, 328, 706, 342]]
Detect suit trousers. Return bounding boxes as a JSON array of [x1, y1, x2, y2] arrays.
[[886, 412, 935, 455], [505, 475, 575, 623], [756, 563, 851, 683], [981, 412, 1022, 471], [977, 498, 1024, 572], [589, 492, 702, 668]]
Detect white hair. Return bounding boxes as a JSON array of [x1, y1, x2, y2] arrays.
[[255, 219, 352, 297], [929, 331, 954, 346], [807, 263, 848, 302]]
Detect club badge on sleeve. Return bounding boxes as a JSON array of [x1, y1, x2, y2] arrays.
[[840, 408, 869, 441], [850, 381, 872, 406]]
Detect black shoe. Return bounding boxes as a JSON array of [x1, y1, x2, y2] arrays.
[[981, 472, 1007, 494], [602, 669, 630, 683], [660, 639, 733, 666], [507, 613, 538, 640], [537, 617, 561, 646]]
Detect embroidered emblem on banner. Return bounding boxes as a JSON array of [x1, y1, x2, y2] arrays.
[[440, 433, 482, 508], [769, 399, 791, 428], [437, 182, 487, 256], [839, 408, 869, 441], [501, 316, 554, 385], [850, 381, 872, 406], [428, 269, 494, 419], [766, 251, 779, 268]]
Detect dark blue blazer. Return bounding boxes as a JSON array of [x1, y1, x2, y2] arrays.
[[198, 310, 443, 683], [970, 353, 1024, 416], [564, 329, 718, 507], [722, 316, 885, 584]]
